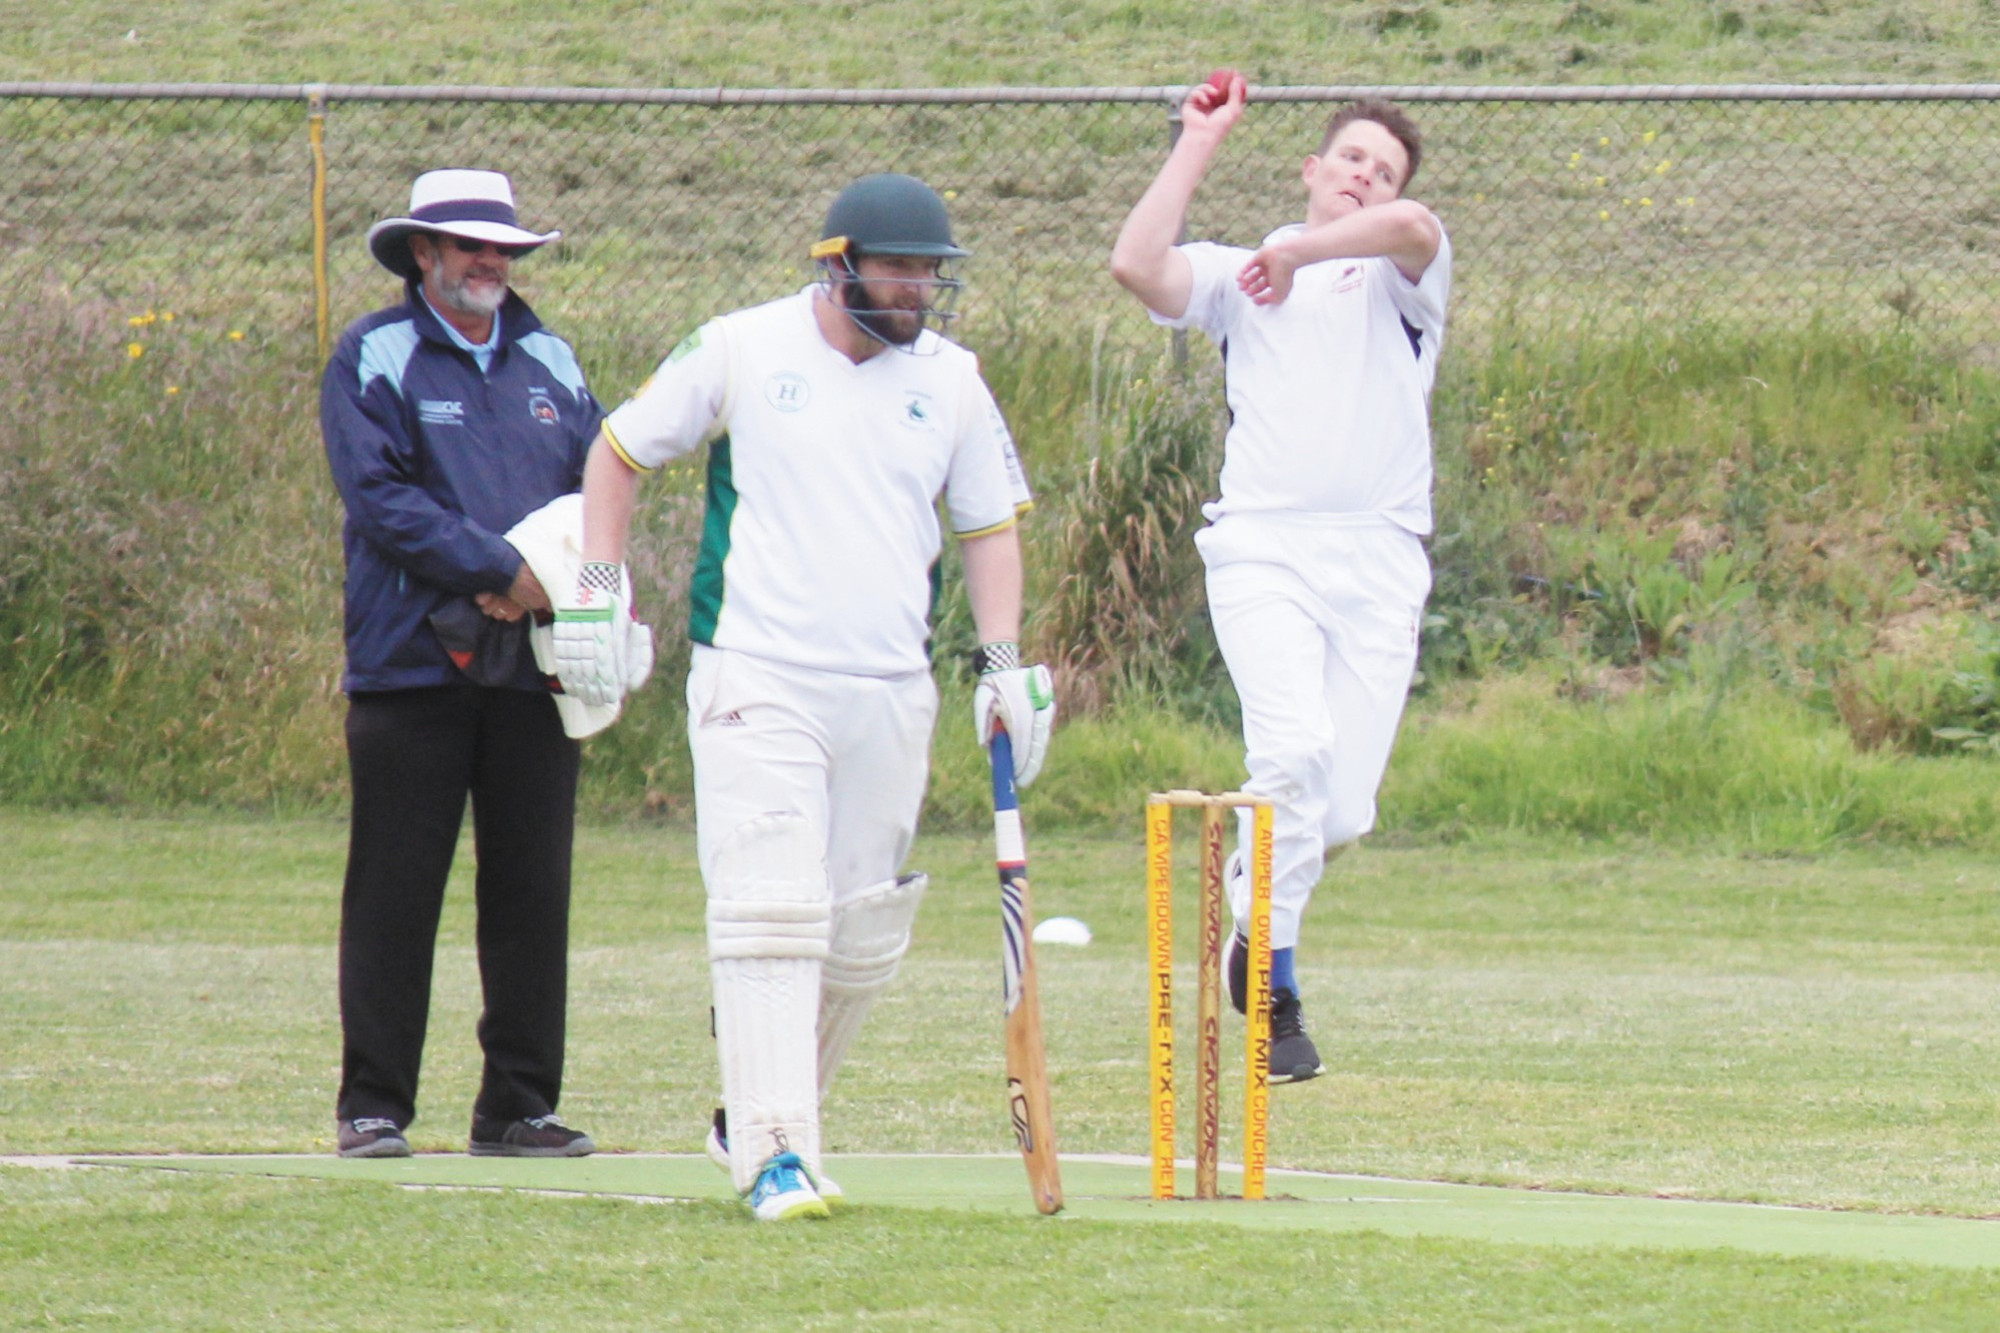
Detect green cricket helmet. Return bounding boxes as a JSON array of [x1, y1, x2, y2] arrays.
[[811, 173, 970, 262]]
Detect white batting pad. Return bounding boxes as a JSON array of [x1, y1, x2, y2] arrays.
[[706, 813, 832, 1192], [818, 872, 927, 1101]]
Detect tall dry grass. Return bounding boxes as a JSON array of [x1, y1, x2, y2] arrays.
[[8, 286, 2000, 845]]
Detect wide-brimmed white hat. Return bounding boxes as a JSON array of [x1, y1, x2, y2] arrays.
[[366, 169, 562, 279]]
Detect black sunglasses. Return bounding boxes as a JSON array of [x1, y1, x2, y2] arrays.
[[445, 236, 530, 259]]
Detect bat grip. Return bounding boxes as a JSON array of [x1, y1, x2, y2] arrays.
[[989, 723, 1017, 812]]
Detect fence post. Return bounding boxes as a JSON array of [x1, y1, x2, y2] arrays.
[[1166, 94, 1188, 375], [307, 84, 330, 362]]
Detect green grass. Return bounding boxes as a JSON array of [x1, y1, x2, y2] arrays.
[[7, 809, 2000, 1326], [13, 1169, 1999, 1333], [1381, 675, 2000, 849], [11, 291, 2000, 836], [17, 1, 2000, 86], [9, 6, 2000, 1324]]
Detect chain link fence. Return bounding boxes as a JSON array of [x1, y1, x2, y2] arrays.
[[7, 82, 2000, 387]]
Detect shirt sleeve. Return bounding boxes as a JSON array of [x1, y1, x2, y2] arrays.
[[1382, 223, 1452, 340], [945, 365, 1032, 538], [1146, 241, 1251, 341], [320, 331, 521, 593], [601, 320, 731, 471]]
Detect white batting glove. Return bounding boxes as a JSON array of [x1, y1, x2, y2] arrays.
[[972, 641, 1056, 787], [553, 562, 630, 709], [624, 618, 656, 693]]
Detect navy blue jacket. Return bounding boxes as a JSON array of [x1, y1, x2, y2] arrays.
[[321, 284, 602, 693]]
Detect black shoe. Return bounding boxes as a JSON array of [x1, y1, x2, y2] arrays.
[[337, 1116, 411, 1159], [1268, 989, 1324, 1084], [469, 1113, 596, 1157], [1224, 926, 1249, 1017]]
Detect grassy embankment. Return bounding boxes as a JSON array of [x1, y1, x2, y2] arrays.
[[18, 0, 2000, 86], [9, 5, 2000, 839], [7, 289, 2000, 848]]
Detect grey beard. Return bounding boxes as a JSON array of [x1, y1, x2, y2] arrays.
[[436, 270, 507, 318]]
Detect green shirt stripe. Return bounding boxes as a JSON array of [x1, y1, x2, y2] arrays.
[[689, 434, 736, 645]]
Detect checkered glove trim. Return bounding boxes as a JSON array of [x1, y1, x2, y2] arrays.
[[972, 640, 1020, 674], [579, 561, 623, 597]]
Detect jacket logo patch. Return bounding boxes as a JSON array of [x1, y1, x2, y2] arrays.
[[418, 398, 465, 425], [900, 391, 936, 430], [528, 391, 560, 426], [765, 372, 810, 413]]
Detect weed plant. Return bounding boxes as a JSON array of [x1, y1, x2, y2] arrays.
[[7, 285, 2000, 844], [0, 290, 346, 808]]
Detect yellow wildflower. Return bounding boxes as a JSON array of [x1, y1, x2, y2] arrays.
[[126, 343, 144, 359], [166, 385, 180, 396], [228, 330, 245, 341]]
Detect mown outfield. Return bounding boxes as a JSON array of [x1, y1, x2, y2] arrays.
[[8, 3, 2000, 1329], [6, 812, 2000, 1328]]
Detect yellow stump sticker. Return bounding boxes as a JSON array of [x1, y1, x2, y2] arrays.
[[1243, 801, 1274, 1201], [1145, 799, 1177, 1200]]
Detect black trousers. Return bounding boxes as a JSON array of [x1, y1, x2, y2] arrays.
[[336, 686, 581, 1130]]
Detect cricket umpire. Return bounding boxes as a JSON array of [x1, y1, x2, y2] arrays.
[[321, 168, 602, 1159]]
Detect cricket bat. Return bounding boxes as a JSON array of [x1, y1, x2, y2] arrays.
[[990, 724, 1063, 1215]]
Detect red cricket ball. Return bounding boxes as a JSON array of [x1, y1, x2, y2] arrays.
[[1207, 68, 1240, 96]]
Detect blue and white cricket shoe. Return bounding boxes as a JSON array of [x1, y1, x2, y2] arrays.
[[748, 1151, 831, 1222], [710, 1107, 846, 1210]]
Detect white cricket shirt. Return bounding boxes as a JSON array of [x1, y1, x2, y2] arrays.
[[602, 290, 1031, 677], [1154, 223, 1452, 535]]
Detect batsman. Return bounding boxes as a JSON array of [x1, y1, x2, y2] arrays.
[[1112, 77, 1451, 1082], [555, 173, 1054, 1221]]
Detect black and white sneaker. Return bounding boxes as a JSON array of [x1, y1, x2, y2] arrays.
[[1267, 988, 1324, 1084], [468, 1113, 595, 1157], [337, 1116, 411, 1159]]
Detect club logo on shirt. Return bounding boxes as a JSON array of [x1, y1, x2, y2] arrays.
[[765, 371, 810, 413], [900, 390, 937, 431], [418, 399, 465, 426], [1331, 264, 1364, 295], [528, 390, 560, 426]]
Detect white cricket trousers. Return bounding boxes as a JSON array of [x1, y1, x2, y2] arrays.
[[687, 645, 937, 903], [1197, 512, 1431, 950], [688, 645, 937, 1189]]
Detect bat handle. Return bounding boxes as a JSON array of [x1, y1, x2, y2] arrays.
[[989, 724, 1016, 810]]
